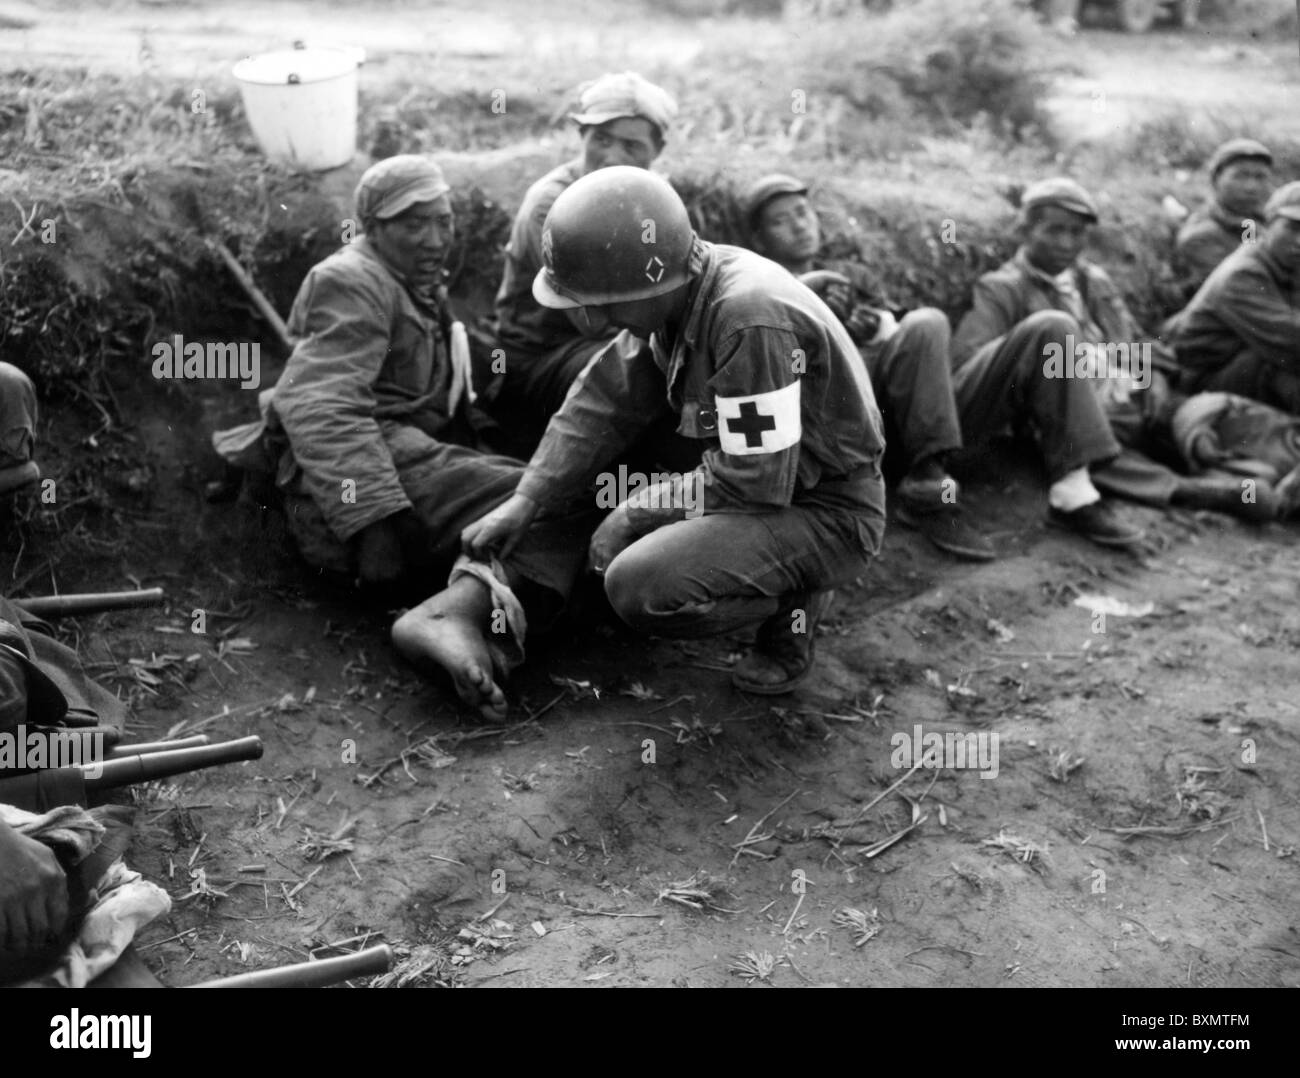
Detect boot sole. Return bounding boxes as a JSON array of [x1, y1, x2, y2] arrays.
[[732, 640, 817, 695], [1046, 514, 1144, 548], [894, 504, 997, 562]]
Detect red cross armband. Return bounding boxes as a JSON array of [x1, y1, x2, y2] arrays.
[[715, 382, 802, 456]]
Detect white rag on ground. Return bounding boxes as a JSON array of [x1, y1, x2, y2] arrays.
[[2, 801, 170, 988]]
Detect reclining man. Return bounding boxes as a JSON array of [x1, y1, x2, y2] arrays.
[[1169, 181, 1300, 416], [953, 178, 1267, 535], [212, 156, 592, 621], [490, 71, 678, 451], [1173, 138, 1275, 302], [393, 167, 887, 717], [742, 173, 994, 561]]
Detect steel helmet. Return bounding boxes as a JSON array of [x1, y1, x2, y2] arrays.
[[533, 166, 695, 309]]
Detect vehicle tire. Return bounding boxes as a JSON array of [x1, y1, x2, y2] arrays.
[[1116, 0, 1158, 32]]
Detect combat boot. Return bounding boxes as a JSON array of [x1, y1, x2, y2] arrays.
[[731, 589, 834, 695]]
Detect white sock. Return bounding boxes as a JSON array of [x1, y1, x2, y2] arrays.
[[1048, 467, 1101, 513]]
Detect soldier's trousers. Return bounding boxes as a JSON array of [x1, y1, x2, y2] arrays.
[[602, 475, 885, 639], [951, 310, 1121, 482], [862, 307, 963, 472], [280, 422, 593, 602], [494, 337, 610, 456]]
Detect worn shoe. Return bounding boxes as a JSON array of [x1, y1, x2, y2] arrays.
[[895, 502, 996, 561], [0, 460, 39, 495], [732, 590, 834, 695], [1048, 500, 1144, 547]]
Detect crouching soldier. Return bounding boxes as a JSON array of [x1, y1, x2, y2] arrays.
[[742, 173, 993, 561], [212, 156, 592, 620], [394, 167, 887, 717]]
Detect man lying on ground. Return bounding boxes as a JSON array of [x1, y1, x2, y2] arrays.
[[393, 167, 886, 717], [489, 71, 678, 452], [1173, 138, 1275, 303], [1168, 181, 1300, 416], [742, 173, 993, 562], [212, 156, 592, 615]]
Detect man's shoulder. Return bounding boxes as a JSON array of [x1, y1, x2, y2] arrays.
[[518, 159, 582, 221], [1076, 257, 1120, 289], [1176, 207, 1238, 254], [305, 242, 391, 292], [974, 255, 1030, 294], [709, 245, 809, 313], [1196, 241, 1272, 297]]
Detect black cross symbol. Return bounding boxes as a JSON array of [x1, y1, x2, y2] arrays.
[[725, 400, 777, 448]]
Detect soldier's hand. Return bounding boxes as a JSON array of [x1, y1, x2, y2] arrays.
[[0, 820, 67, 954], [845, 304, 884, 344], [462, 493, 540, 563], [587, 507, 639, 577], [798, 270, 854, 321], [356, 516, 405, 585]]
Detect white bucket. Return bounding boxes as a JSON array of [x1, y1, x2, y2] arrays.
[[233, 44, 363, 171]]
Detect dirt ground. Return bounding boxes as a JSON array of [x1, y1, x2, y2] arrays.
[[5, 2, 1300, 989]]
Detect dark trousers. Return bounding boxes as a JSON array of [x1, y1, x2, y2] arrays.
[[603, 482, 884, 639], [863, 307, 963, 472], [952, 310, 1120, 482]]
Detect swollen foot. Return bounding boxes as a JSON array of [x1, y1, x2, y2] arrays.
[[391, 578, 508, 722]]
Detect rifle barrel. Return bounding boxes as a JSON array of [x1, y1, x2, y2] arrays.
[[87, 736, 263, 790], [107, 735, 210, 760], [12, 588, 166, 618], [188, 944, 394, 988]]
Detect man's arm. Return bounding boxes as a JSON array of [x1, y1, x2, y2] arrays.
[[693, 323, 804, 514], [952, 276, 1021, 368], [515, 332, 672, 510], [1176, 228, 1231, 297], [1205, 261, 1300, 370], [272, 267, 412, 543]]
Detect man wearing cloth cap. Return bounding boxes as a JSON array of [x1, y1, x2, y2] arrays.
[[212, 156, 591, 625], [394, 167, 886, 716], [490, 72, 678, 450], [956, 177, 1271, 526], [1174, 138, 1275, 300], [1169, 181, 1300, 415], [742, 173, 994, 562]]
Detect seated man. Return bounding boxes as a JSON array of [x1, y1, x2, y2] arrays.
[[1174, 138, 1274, 301], [951, 179, 1146, 546], [490, 71, 677, 450], [742, 173, 993, 562], [958, 177, 1269, 525], [394, 167, 886, 716], [212, 156, 590, 624], [0, 362, 39, 496], [1169, 181, 1300, 415]]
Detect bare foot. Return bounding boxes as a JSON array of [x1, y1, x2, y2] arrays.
[[391, 577, 508, 722]]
